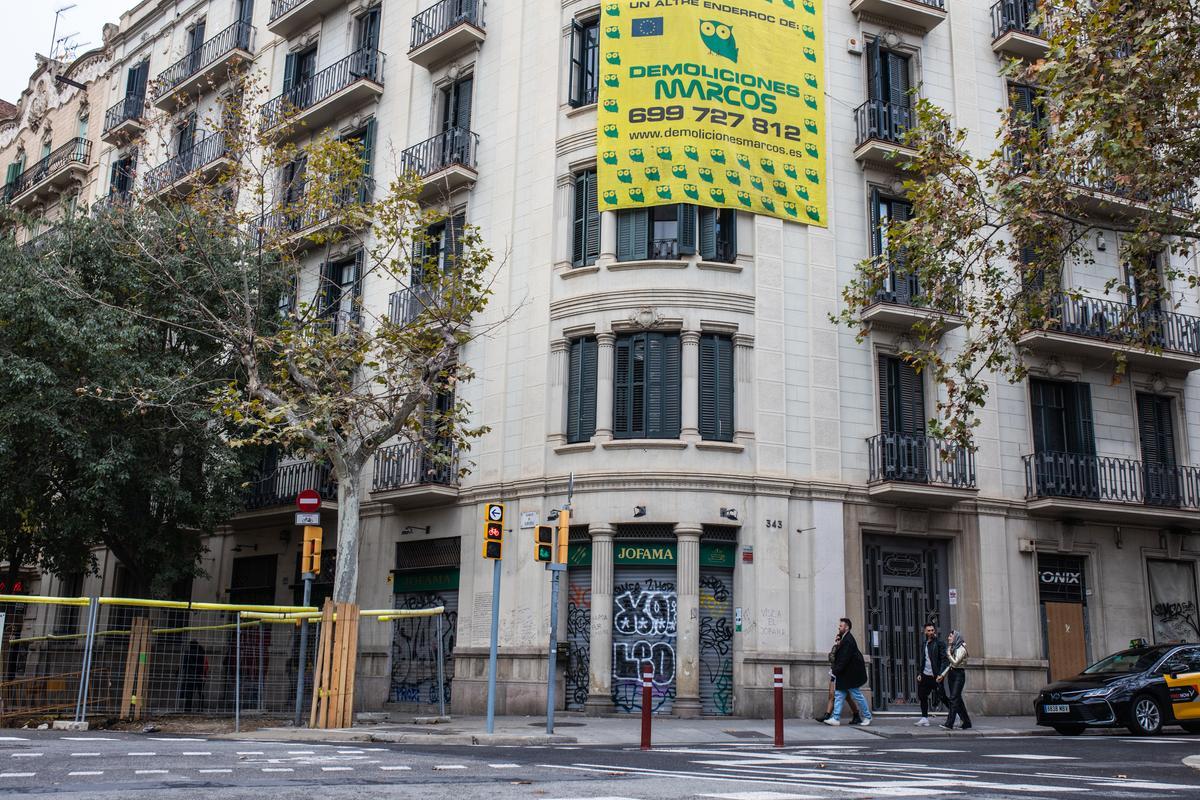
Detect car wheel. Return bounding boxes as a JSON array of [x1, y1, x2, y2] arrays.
[[1180, 722, 1200, 734], [1126, 694, 1164, 736], [1052, 724, 1086, 736]]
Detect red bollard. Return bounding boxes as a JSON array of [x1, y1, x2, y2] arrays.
[[773, 666, 784, 747], [640, 664, 653, 750]]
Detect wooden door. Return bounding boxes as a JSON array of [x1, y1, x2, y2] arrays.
[[1045, 601, 1087, 681]]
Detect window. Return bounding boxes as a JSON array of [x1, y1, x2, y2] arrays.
[[1009, 83, 1046, 169], [1137, 393, 1179, 506], [614, 332, 681, 439], [228, 555, 278, 606], [282, 153, 307, 206], [569, 17, 600, 107], [176, 111, 197, 157], [319, 250, 364, 333], [878, 354, 927, 480], [617, 204, 695, 261], [442, 75, 473, 133], [414, 212, 466, 283], [870, 189, 917, 303], [1030, 379, 1094, 456], [110, 153, 136, 196], [283, 46, 318, 108], [865, 38, 911, 143], [699, 207, 737, 263], [125, 60, 149, 101], [566, 337, 597, 443], [572, 170, 599, 267], [340, 118, 377, 201], [699, 334, 734, 441]]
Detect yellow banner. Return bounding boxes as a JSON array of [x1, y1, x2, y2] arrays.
[[597, 0, 827, 226]]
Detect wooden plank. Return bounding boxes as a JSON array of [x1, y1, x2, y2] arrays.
[[329, 603, 348, 729], [310, 600, 334, 728], [342, 605, 360, 728], [119, 618, 141, 720], [319, 600, 338, 729], [133, 619, 150, 721]]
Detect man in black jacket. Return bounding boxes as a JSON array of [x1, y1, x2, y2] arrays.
[[915, 622, 948, 726], [824, 618, 872, 726]]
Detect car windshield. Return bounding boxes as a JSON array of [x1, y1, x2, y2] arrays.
[[1082, 648, 1171, 675]]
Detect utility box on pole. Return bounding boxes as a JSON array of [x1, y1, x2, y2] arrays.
[[302, 526, 323, 574]]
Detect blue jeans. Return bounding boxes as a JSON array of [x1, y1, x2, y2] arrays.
[[832, 687, 871, 721]]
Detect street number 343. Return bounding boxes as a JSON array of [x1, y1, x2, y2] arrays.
[[764, 519, 783, 529]]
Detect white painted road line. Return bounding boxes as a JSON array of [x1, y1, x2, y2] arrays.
[[68, 771, 103, 776], [433, 764, 467, 770], [982, 754, 1078, 761], [149, 737, 206, 742], [288, 750, 316, 755], [70, 752, 101, 757], [262, 767, 294, 773], [488, 763, 521, 768], [237, 751, 264, 755], [886, 748, 968, 754], [10, 753, 42, 758], [135, 770, 168, 775], [0, 738, 28, 742], [380, 766, 411, 771], [198, 769, 233, 774], [127, 752, 156, 756], [182, 752, 212, 756], [336, 750, 364, 754], [62, 737, 116, 741], [700, 792, 822, 799], [0, 773, 35, 778], [322, 766, 354, 772]]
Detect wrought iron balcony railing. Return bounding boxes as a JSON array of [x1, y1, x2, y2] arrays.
[[1023, 451, 1200, 510], [260, 175, 375, 239], [904, 0, 945, 7], [991, 0, 1043, 39], [1038, 292, 1200, 357], [6, 138, 92, 200], [270, 0, 306, 20], [244, 461, 336, 510], [400, 127, 478, 177], [388, 286, 438, 326], [143, 132, 230, 194], [854, 99, 914, 149], [91, 191, 131, 217], [153, 21, 255, 102], [372, 440, 458, 492], [20, 226, 58, 256], [261, 48, 385, 131], [103, 95, 146, 134], [411, 0, 485, 51], [1066, 155, 1195, 211], [867, 433, 977, 488]]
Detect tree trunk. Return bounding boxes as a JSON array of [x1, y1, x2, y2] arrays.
[[332, 464, 364, 604]]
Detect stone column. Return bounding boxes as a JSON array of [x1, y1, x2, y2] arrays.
[[733, 333, 755, 444], [680, 331, 701, 442], [673, 523, 703, 717], [584, 523, 615, 715], [594, 332, 616, 442], [599, 210, 617, 263], [548, 339, 569, 445]]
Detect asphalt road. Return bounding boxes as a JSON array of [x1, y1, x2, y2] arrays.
[[0, 729, 1197, 799]]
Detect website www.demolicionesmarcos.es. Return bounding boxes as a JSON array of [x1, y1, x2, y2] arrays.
[[629, 126, 805, 158]]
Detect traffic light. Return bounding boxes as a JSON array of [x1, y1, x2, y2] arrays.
[[482, 502, 505, 559], [302, 526, 322, 575], [534, 525, 554, 563], [556, 508, 570, 564]]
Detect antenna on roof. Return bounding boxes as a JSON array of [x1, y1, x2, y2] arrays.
[[50, 4, 77, 61]]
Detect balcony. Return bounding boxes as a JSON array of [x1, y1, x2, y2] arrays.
[[850, 0, 946, 33], [91, 191, 131, 217], [243, 460, 337, 515], [1018, 292, 1200, 374], [400, 127, 478, 201], [409, 0, 486, 69], [152, 21, 255, 111], [860, 272, 965, 332], [1023, 451, 1200, 526], [866, 433, 978, 506], [371, 440, 458, 508], [1066, 156, 1195, 218], [268, 0, 347, 39], [260, 176, 374, 251], [991, 0, 1049, 61], [143, 132, 232, 197], [101, 95, 147, 144], [853, 100, 917, 165], [19, 225, 58, 257], [5, 138, 91, 209], [261, 48, 385, 140], [388, 286, 437, 326]]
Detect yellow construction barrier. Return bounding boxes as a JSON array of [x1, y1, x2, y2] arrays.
[[0, 594, 89, 606], [98, 597, 319, 614]]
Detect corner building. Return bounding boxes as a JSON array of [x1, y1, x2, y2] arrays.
[[14, 0, 1200, 718]]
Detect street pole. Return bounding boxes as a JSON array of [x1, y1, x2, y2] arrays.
[[546, 473, 574, 735], [293, 572, 313, 727], [486, 558, 501, 734]]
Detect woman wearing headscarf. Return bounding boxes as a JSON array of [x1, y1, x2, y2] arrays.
[[936, 629, 971, 730]]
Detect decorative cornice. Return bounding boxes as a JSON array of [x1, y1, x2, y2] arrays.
[[550, 289, 755, 320], [556, 129, 596, 159]]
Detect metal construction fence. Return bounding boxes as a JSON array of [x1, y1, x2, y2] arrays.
[[0, 595, 445, 729]]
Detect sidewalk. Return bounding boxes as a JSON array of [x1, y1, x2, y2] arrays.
[[217, 712, 1046, 746]]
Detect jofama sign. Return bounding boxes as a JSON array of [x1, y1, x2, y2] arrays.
[[568, 542, 734, 567]]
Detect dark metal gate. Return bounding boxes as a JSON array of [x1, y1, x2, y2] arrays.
[[864, 536, 946, 711]]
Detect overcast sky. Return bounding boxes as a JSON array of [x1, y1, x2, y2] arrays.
[[0, 1, 132, 104]]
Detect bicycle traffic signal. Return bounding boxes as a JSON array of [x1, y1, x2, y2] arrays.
[[482, 502, 505, 559]]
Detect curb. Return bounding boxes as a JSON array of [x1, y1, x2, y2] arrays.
[[1184, 755, 1200, 772], [215, 728, 577, 746]]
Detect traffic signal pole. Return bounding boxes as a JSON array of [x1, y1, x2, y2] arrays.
[[545, 473, 573, 735], [486, 556, 501, 734], [293, 571, 313, 727]]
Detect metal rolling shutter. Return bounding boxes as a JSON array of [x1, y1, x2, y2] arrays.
[[565, 567, 592, 711], [698, 568, 734, 715], [390, 588, 458, 707], [611, 566, 677, 714]]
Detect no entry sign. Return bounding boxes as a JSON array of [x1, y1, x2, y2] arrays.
[[296, 488, 322, 512]]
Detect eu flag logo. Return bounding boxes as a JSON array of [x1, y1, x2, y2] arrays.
[[632, 17, 664, 37]]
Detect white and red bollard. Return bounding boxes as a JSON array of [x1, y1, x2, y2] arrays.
[[640, 664, 653, 750], [773, 666, 784, 747]]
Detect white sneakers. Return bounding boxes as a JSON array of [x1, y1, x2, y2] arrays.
[[915, 717, 930, 726], [859, 718, 871, 726], [823, 718, 840, 726]]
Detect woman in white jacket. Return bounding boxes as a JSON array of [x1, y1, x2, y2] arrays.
[[936, 630, 972, 730]]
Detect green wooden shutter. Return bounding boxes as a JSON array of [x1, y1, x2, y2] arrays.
[[890, 199, 915, 302], [898, 358, 925, 436], [677, 204, 696, 255], [886, 51, 910, 109], [584, 171, 599, 265], [699, 334, 733, 441], [447, 213, 466, 269], [282, 52, 298, 92], [870, 187, 883, 259], [569, 19, 585, 107], [350, 250, 365, 325], [567, 338, 598, 443], [316, 261, 332, 315], [662, 334, 681, 437], [1072, 383, 1096, 456], [867, 37, 883, 103], [411, 229, 428, 285], [1030, 379, 1048, 453], [572, 173, 587, 266], [567, 339, 583, 442], [617, 209, 649, 261], [361, 118, 376, 182], [699, 207, 717, 261], [613, 336, 633, 437], [878, 355, 893, 433]]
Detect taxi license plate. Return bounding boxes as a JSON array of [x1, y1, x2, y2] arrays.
[[1043, 704, 1070, 714]]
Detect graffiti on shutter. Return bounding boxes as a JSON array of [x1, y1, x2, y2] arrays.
[[611, 568, 676, 713], [699, 569, 734, 715], [565, 567, 592, 710], [390, 590, 457, 707]]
